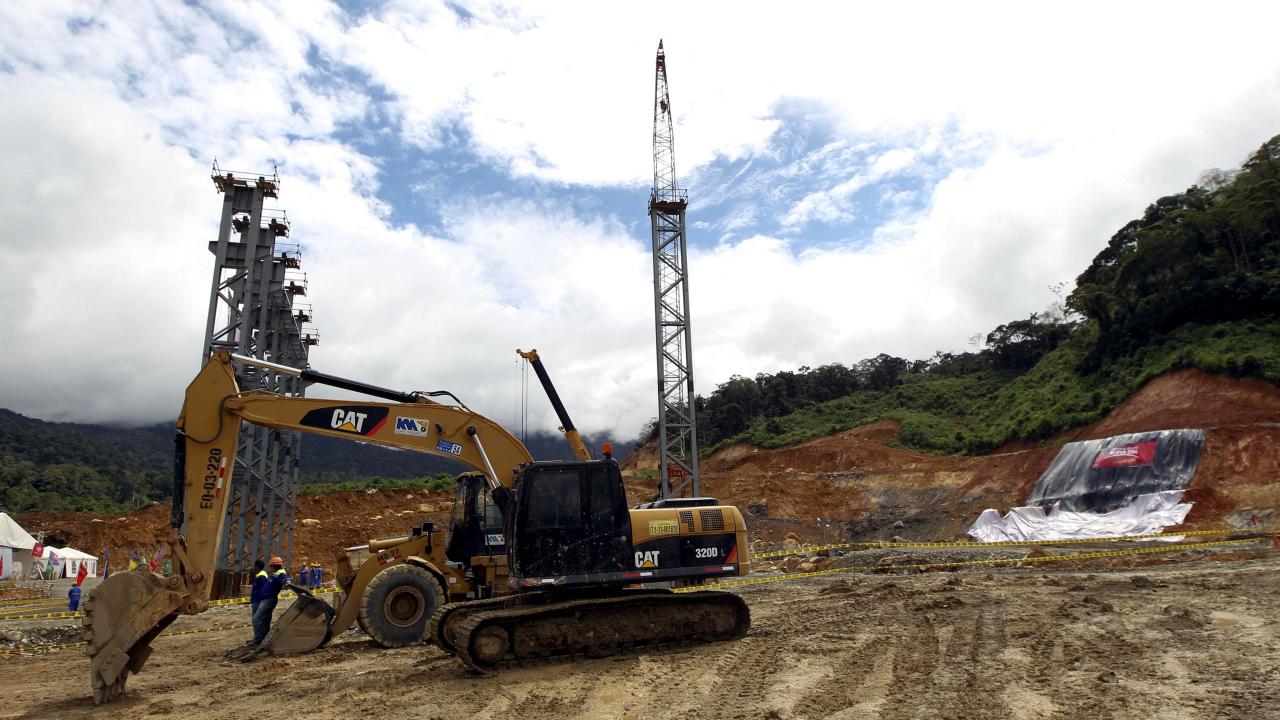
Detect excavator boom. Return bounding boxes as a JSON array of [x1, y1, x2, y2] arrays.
[[85, 352, 243, 703], [86, 351, 534, 703]]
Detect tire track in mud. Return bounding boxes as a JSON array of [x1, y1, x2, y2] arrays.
[[7, 559, 1280, 720], [877, 590, 1018, 720], [646, 586, 822, 719], [565, 583, 878, 720]]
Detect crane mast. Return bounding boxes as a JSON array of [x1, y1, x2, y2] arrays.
[[648, 40, 700, 498]]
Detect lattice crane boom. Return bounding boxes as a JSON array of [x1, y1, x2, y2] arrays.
[[648, 40, 699, 498]]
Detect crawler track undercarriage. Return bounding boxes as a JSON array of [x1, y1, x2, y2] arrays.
[[429, 588, 750, 672]]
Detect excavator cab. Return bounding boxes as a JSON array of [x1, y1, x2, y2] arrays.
[[509, 459, 633, 582], [446, 473, 507, 565]]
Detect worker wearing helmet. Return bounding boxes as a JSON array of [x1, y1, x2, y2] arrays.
[[251, 556, 291, 646]]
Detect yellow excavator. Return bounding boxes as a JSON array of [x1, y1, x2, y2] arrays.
[[220, 349, 594, 661], [85, 350, 750, 703]]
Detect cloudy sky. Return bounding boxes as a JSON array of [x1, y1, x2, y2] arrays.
[[1, 1, 1278, 440]]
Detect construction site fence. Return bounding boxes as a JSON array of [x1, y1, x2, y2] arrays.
[[682, 536, 1271, 592], [747, 527, 1253, 560], [0, 623, 252, 657], [0, 585, 335, 622]]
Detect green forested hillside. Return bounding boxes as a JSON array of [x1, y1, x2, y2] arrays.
[[0, 407, 627, 515], [0, 410, 171, 513], [684, 133, 1280, 455]]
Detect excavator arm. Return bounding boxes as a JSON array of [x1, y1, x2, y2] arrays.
[[517, 348, 591, 461], [86, 351, 533, 704]]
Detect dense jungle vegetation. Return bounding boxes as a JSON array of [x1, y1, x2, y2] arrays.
[[0, 413, 621, 515], [645, 133, 1280, 456]]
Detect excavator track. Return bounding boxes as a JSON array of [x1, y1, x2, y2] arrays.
[[428, 595, 518, 653], [450, 589, 749, 672]]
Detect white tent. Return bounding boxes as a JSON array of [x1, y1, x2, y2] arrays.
[[42, 546, 98, 579], [0, 513, 37, 579], [0, 512, 36, 552]]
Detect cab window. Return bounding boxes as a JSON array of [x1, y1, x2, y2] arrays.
[[587, 464, 617, 532], [524, 467, 582, 531]]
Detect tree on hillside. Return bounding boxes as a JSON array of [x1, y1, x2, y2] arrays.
[[985, 313, 1076, 370], [1069, 133, 1280, 364], [702, 376, 764, 439], [855, 354, 908, 391]]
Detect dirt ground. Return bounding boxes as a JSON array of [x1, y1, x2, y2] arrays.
[[2, 548, 1277, 720]]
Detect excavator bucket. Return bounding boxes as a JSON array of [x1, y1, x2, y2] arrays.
[[225, 587, 335, 662], [84, 572, 185, 705]]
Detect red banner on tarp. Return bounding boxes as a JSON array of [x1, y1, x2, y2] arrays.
[[1092, 441, 1158, 469]]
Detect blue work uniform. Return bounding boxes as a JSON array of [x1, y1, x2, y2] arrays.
[[250, 570, 270, 612], [68, 586, 81, 611], [251, 567, 290, 645]]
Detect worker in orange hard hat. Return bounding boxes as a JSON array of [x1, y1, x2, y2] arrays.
[[251, 556, 290, 646]]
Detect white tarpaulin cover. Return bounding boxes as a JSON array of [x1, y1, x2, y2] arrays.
[[967, 490, 1193, 543], [0, 512, 37, 550]]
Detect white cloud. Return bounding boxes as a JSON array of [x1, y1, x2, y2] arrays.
[[2, 0, 1280, 445], [780, 147, 922, 229], [0, 76, 212, 423]]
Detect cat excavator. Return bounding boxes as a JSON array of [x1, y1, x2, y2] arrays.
[[85, 351, 750, 704]]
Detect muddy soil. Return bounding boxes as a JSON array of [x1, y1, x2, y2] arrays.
[[2, 551, 1277, 720]]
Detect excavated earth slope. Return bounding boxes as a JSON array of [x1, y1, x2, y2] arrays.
[[623, 369, 1280, 543], [18, 489, 459, 576]]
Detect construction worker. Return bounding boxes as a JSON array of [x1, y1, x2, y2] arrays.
[[251, 557, 290, 646], [248, 560, 266, 614]]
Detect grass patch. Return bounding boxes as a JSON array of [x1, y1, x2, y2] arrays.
[[704, 318, 1280, 456], [299, 474, 457, 495]]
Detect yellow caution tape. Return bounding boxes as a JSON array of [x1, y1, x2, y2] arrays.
[[0, 610, 83, 621], [0, 598, 58, 608], [0, 622, 254, 658], [159, 622, 252, 638], [682, 537, 1267, 592], [0, 585, 336, 622], [0, 604, 67, 618], [208, 584, 336, 608], [749, 528, 1246, 560], [0, 642, 78, 656], [867, 538, 1262, 572]]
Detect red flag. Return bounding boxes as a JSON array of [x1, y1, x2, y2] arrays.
[[75, 561, 88, 586], [32, 542, 43, 558], [1091, 441, 1158, 469]]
